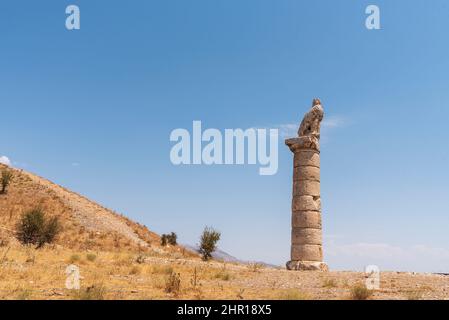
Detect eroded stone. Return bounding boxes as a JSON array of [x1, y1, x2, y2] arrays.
[[294, 150, 320, 168], [291, 244, 323, 261], [292, 211, 322, 229], [294, 166, 320, 181], [292, 228, 322, 245], [293, 179, 320, 197], [292, 195, 321, 211]]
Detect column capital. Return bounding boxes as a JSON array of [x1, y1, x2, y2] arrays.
[[285, 136, 320, 153]]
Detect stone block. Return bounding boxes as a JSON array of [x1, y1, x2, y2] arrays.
[[291, 244, 323, 261], [291, 228, 322, 245], [294, 150, 320, 168], [286, 260, 328, 271], [293, 179, 320, 197], [294, 166, 320, 181], [292, 195, 321, 211], [292, 211, 322, 229]]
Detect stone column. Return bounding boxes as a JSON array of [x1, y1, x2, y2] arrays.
[[285, 99, 328, 271]]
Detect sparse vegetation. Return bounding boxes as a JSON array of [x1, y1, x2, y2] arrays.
[[15, 208, 61, 248], [199, 226, 221, 261], [350, 284, 373, 300], [86, 253, 97, 262], [323, 278, 338, 288], [130, 265, 141, 275], [165, 271, 181, 296], [135, 254, 146, 264], [0, 165, 447, 300], [214, 263, 231, 281], [279, 289, 311, 300], [0, 169, 13, 194], [190, 267, 201, 289], [73, 284, 106, 300], [214, 271, 231, 281], [405, 289, 424, 300], [0, 245, 446, 300], [15, 287, 32, 300], [161, 232, 177, 246], [248, 263, 263, 273], [151, 265, 173, 275], [69, 254, 81, 263]]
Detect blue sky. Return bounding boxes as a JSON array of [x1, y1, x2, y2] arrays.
[[1, 1, 449, 272]]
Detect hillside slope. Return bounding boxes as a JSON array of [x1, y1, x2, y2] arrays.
[[0, 164, 159, 251]]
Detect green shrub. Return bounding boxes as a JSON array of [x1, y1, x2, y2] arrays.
[[161, 234, 168, 246], [0, 170, 13, 194], [16, 208, 61, 248], [161, 232, 178, 246], [199, 226, 221, 261], [168, 232, 177, 245]]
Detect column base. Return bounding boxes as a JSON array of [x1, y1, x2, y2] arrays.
[[286, 260, 328, 271]]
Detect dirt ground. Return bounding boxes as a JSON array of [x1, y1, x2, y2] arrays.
[[1, 246, 448, 300]]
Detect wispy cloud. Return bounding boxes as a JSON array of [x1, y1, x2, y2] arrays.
[[276, 124, 298, 139], [266, 115, 348, 139], [322, 115, 347, 129], [0, 156, 11, 166]]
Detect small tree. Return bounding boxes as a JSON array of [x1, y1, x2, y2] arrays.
[[161, 234, 168, 246], [199, 226, 221, 261], [168, 232, 177, 245], [0, 170, 13, 194], [16, 208, 61, 248], [161, 232, 177, 246]]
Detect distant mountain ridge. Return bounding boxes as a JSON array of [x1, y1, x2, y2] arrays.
[[183, 244, 278, 268]]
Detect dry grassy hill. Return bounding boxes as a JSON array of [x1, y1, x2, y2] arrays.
[[1, 164, 448, 300], [0, 163, 159, 251]]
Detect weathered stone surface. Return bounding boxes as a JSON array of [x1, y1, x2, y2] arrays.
[[294, 150, 320, 168], [292, 228, 322, 245], [286, 99, 327, 272], [286, 260, 328, 271], [292, 195, 321, 211], [292, 211, 322, 229], [285, 136, 319, 152], [291, 244, 323, 261], [298, 98, 324, 139], [293, 179, 320, 197], [294, 166, 320, 181]]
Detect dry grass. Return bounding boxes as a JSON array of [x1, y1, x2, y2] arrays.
[[322, 278, 338, 288], [72, 284, 106, 300], [279, 289, 311, 300], [0, 246, 448, 300], [350, 284, 373, 300]]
